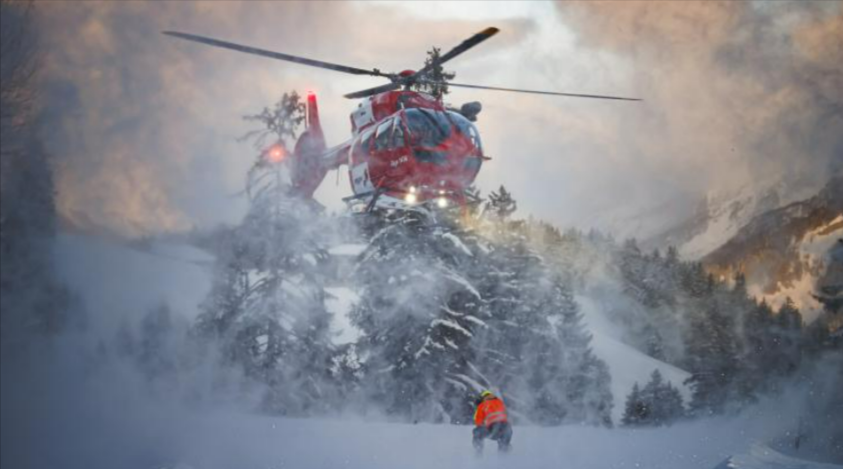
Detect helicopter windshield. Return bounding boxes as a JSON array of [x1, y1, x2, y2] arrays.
[[446, 111, 482, 152], [405, 108, 451, 148]]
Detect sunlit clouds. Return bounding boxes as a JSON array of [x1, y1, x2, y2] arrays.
[[37, 1, 842, 237]]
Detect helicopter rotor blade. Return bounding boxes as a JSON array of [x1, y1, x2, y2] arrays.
[[343, 81, 402, 99], [163, 31, 391, 78], [423, 80, 642, 101], [414, 27, 499, 77]]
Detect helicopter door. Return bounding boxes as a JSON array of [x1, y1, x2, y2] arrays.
[[374, 118, 409, 180], [350, 128, 375, 194]]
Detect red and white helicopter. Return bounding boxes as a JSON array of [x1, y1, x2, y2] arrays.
[[164, 27, 639, 212]]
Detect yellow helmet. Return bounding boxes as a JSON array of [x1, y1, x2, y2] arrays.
[[480, 390, 493, 398]]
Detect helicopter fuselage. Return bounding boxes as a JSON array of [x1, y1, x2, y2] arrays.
[[294, 90, 484, 210]]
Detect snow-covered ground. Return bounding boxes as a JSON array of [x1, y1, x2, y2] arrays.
[[578, 295, 692, 422], [715, 445, 843, 469], [43, 233, 841, 469], [53, 234, 213, 331], [22, 408, 835, 469]]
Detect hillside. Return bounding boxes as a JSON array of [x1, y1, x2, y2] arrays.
[[703, 176, 843, 320]]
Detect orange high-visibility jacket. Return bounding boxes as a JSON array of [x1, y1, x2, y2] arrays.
[[474, 396, 508, 428]]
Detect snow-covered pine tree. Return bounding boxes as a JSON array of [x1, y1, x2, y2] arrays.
[[350, 212, 486, 423], [772, 297, 803, 379], [485, 185, 517, 222], [415, 47, 455, 100], [741, 298, 776, 395], [136, 302, 181, 382], [643, 323, 666, 361], [621, 383, 646, 426], [684, 286, 741, 416], [474, 193, 612, 427], [622, 370, 685, 427], [610, 240, 684, 364], [639, 369, 685, 426], [196, 92, 337, 416], [726, 272, 763, 405], [550, 282, 614, 426]]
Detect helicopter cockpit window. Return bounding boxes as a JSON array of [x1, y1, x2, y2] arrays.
[[405, 108, 451, 148], [353, 128, 375, 160], [391, 119, 406, 148], [447, 111, 482, 152], [374, 120, 392, 151]]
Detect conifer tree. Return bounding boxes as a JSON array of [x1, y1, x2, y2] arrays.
[[486, 185, 517, 221], [772, 297, 803, 379], [196, 92, 336, 415], [685, 297, 740, 416], [622, 383, 646, 426], [623, 370, 684, 427], [415, 47, 455, 100], [474, 198, 612, 426], [350, 214, 485, 423]]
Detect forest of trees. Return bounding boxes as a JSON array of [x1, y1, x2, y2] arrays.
[[529, 220, 840, 419]]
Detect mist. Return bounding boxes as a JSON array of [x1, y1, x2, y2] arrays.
[[2, 2, 842, 469]]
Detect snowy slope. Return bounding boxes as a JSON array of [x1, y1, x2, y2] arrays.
[[55, 233, 367, 345], [749, 215, 843, 320], [677, 182, 785, 260], [137, 415, 839, 469], [640, 177, 824, 261], [578, 295, 692, 422], [714, 444, 843, 469], [703, 177, 843, 321], [53, 233, 213, 331]]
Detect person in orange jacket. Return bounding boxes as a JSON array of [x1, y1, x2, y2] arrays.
[[473, 390, 512, 452]]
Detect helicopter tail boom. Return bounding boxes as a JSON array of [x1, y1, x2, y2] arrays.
[[291, 92, 350, 198]]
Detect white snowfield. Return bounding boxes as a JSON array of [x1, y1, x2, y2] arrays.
[[53, 234, 213, 331], [714, 444, 843, 469], [50, 234, 841, 469], [141, 414, 839, 469], [577, 295, 693, 422]]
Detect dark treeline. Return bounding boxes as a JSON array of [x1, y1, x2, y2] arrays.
[[0, 0, 73, 343]]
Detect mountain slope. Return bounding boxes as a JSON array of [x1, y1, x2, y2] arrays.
[[702, 176, 843, 321], [640, 178, 823, 260]]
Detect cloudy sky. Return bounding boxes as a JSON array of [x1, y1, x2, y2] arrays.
[[36, 1, 842, 237]]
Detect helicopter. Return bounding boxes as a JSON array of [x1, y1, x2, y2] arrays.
[[163, 27, 639, 212]]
